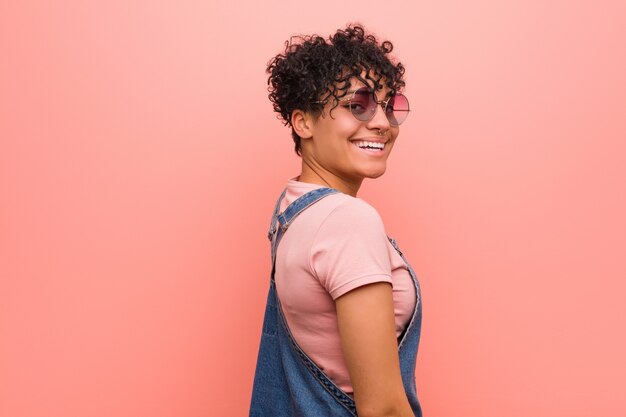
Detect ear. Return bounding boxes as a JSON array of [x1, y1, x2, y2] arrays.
[[291, 109, 315, 139]]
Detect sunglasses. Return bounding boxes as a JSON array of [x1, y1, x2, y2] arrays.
[[332, 86, 410, 126]]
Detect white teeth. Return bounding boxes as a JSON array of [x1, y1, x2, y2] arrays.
[[353, 140, 385, 150]]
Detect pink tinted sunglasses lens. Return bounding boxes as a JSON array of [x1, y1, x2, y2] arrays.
[[386, 93, 410, 126], [349, 87, 410, 126], [350, 88, 377, 121]]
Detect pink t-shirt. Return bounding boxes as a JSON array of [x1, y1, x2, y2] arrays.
[[274, 177, 416, 395]]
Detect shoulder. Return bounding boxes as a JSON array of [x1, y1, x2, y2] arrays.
[[310, 195, 392, 297], [323, 195, 385, 232], [311, 195, 388, 246]]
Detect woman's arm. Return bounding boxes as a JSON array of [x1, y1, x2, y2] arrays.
[[335, 282, 414, 417]]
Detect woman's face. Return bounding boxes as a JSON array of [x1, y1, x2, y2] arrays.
[[302, 77, 400, 188]]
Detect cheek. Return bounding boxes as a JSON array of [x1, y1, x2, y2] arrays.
[[316, 111, 364, 141], [335, 119, 362, 139]]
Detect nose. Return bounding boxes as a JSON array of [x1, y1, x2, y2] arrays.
[[366, 100, 392, 132]]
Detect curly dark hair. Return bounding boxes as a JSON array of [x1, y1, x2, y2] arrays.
[[266, 24, 406, 156]]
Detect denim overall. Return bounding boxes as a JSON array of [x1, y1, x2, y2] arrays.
[[250, 187, 423, 416]]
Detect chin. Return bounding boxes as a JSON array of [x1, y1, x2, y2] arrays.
[[364, 168, 386, 179]]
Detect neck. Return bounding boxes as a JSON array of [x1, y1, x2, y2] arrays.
[[298, 158, 362, 197]]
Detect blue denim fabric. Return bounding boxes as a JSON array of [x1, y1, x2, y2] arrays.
[[250, 187, 423, 416]]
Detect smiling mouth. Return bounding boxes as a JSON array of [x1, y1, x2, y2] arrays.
[[351, 140, 386, 151]]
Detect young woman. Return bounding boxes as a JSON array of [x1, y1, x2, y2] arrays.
[[250, 25, 422, 417]]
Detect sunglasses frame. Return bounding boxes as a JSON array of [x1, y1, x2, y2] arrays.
[[317, 86, 410, 126]]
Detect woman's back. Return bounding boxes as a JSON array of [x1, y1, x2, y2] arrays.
[[275, 177, 416, 395]]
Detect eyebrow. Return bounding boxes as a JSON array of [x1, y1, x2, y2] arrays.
[[340, 88, 393, 100], [339, 90, 362, 98]]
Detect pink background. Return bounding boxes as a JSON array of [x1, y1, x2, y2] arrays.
[[1, 1, 625, 416]]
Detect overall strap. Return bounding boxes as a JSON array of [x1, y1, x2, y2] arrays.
[[269, 187, 339, 279], [267, 188, 287, 241]]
